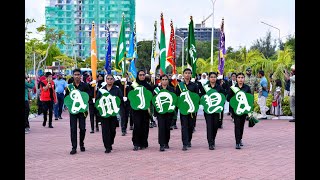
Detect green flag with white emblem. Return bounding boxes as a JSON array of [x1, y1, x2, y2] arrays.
[[115, 14, 126, 76], [187, 16, 197, 78]]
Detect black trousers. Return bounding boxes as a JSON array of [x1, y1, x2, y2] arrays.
[[234, 114, 246, 144], [180, 113, 196, 146], [171, 107, 178, 126], [56, 93, 64, 117], [157, 113, 173, 146], [121, 103, 131, 132], [204, 113, 220, 146], [70, 112, 87, 150], [132, 109, 150, 147], [219, 111, 224, 127], [89, 102, 98, 131], [25, 101, 30, 128], [129, 108, 134, 127], [101, 116, 117, 150], [42, 101, 54, 126]]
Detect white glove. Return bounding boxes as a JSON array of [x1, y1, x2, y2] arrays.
[[171, 74, 177, 80], [158, 82, 161, 86], [92, 98, 95, 103], [99, 89, 108, 95], [121, 78, 126, 82], [100, 82, 107, 88], [123, 97, 127, 102], [191, 78, 195, 82], [89, 80, 96, 84]]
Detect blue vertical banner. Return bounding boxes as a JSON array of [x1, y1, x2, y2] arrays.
[[104, 24, 112, 74], [218, 18, 225, 76], [127, 22, 137, 81]]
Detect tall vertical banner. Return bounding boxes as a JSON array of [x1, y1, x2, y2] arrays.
[[91, 21, 97, 81], [159, 12, 166, 75], [104, 24, 112, 74], [218, 18, 225, 76], [115, 14, 127, 77], [187, 16, 197, 78], [128, 22, 137, 81], [167, 20, 177, 87], [150, 21, 160, 78]]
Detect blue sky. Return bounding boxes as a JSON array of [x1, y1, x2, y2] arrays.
[[25, 0, 295, 49]]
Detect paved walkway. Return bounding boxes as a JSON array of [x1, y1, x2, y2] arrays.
[[26, 112, 294, 180]]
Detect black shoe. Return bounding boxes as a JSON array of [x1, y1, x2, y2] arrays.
[[139, 146, 146, 150], [80, 146, 85, 152], [42, 122, 46, 127], [96, 128, 99, 132], [209, 145, 215, 150], [133, 146, 139, 151], [289, 119, 295, 122], [105, 149, 111, 153], [182, 145, 187, 151], [122, 132, 126, 136], [193, 128, 196, 132], [174, 125, 178, 129], [187, 142, 191, 148], [48, 125, 54, 128], [149, 123, 153, 128], [164, 144, 169, 149], [55, 118, 58, 120], [70, 149, 77, 155], [240, 140, 243, 146], [59, 116, 63, 119], [130, 126, 134, 130], [160, 146, 165, 151], [170, 126, 173, 130], [90, 130, 94, 133], [235, 144, 241, 149], [219, 125, 223, 129]]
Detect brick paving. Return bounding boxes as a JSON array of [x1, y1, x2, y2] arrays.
[[26, 111, 294, 180]]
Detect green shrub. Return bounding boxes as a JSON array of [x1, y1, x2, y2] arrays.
[[281, 96, 292, 116]]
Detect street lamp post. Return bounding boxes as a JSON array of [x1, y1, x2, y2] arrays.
[[210, 0, 217, 71], [175, 35, 188, 70], [261, 21, 280, 43]]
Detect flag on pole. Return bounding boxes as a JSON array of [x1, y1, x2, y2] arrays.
[[115, 14, 127, 77], [91, 21, 97, 81], [167, 20, 177, 87], [150, 21, 159, 78], [187, 16, 197, 78], [218, 18, 226, 76], [159, 12, 166, 75], [128, 22, 137, 81], [104, 24, 112, 74]]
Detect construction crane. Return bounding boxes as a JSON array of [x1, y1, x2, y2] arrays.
[[201, 12, 213, 27]]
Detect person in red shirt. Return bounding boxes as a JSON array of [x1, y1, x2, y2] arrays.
[[39, 72, 57, 128]]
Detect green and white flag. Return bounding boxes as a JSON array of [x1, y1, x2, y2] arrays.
[[159, 12, 167, 74], [176, 82, 200, 115], [229, 86, 254, 115], [128, 82, 153, 110], [200, 87, 226, 114], [152, 89, 177, 114], [187, 16, 197, 78], [115, 14, 127, 77]]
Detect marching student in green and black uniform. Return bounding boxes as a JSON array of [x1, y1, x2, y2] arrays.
[[95, 74, 124, 153], [64, 68, 91, 155], [152, 74, 177, 152], [199, 72, 226, 150], [227, 72, 252, 149], [176, 68, 200, 151], [129, 70, 153, 151]]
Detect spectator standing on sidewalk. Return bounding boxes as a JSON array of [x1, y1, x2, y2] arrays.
[[25, 75, 35, 134], [257, 70, 269, 120], [284, 65, 295, 122], [53, 73, 68, 120], [270, 79, 283, 117], [39, 72, 57, 128]]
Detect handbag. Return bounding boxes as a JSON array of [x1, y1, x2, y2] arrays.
[[272, 100, 277, 107]]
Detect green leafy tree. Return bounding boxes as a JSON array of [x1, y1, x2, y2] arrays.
[[136, 40, 152, 71], [250, 31, 277, 59]]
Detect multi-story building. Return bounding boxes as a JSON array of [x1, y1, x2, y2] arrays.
[[45, 0, 135, 61], [175, 23, 220, 59]]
